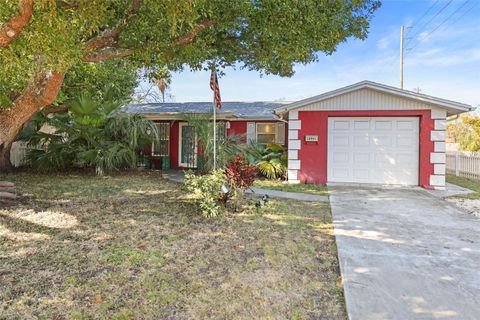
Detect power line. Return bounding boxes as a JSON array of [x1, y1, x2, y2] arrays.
[[406, 0, 473, 55], [421, 0, 471, 41], [405, 0, 453, 48], [407, 0, 440, 32], [444, 0, 478, 28]]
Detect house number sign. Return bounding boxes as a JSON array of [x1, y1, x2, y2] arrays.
[[304, 135, 318, 142]]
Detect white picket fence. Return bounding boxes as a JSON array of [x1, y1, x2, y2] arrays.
[[446, 151, 480, 181], [10, 142, 29, 167]]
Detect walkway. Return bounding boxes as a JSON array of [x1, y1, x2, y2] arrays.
[[162, 171, 328, 202]]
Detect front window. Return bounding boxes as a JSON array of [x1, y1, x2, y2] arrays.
[[216, 122, 227, 141], [152, 122, 169, 156], [256, 123, 276, 145]]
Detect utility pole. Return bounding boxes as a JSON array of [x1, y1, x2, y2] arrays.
[[400, 25, 404, 89]]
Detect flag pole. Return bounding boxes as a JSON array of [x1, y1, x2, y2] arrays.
[[212, 68, 217, 171]]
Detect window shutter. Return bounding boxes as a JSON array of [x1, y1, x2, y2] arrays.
[[275, 122, 286, 145], [246, 122, 256, 144]]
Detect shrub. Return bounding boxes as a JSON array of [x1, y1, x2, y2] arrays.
[[252, 143, 288, 180], [183, 170, 228, 218], [21, 93, 158, 174], [225, 154, 256, 190]]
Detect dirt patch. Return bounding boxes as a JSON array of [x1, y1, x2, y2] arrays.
[[446, 198, 480, 217], [0, 172, 345, 319]]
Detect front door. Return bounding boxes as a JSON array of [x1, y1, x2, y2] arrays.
[[179, 123, 197, 168]]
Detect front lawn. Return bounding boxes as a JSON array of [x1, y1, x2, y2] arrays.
[[446, 174, 480, 199], [0, 172, 345, 319], [253, 179, 329, 196]]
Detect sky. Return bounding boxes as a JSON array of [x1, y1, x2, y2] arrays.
[[136, 0, 480, 108]]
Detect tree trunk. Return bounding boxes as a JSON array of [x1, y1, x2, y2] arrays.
[[0, 71, 65, 172]]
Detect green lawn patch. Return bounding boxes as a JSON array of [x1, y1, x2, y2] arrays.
[[0, 172, 345, 319], [253, 179, 329, 196], [446, 174, 480, 199]]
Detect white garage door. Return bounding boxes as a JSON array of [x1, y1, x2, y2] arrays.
[[328, 117, 419, 185]]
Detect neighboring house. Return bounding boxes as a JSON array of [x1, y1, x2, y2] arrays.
[[274, 81, 473, 190], [124, 102, 288, 169], [123, 80, 473, 190]]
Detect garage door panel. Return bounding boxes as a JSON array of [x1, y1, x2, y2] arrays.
[[396, 136, 416, 147], [374, 120, 393, 130], [353, 153, 370, 163], [373, 136, 393, 147], [332, 135, 350, 147], [332, 152, 349, 163], [333, 120, 350, 130], [353, 120, 370, 130], [328, 117, 419, 185], [396, 120, 415, 130]]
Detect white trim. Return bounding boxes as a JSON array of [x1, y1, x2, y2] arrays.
[[430, 152, 446, 164], [178, 122, 198, 168], [287, 169, 298, 180], [289, 111, 299, 120], [274, 80, 472, 115], [431, 109, 447, 120], [434, 142, 446, 152], [288, 150, 298, 160], [289, 140, 301, 150], [289, 120, 301, 130], [434, 119, 446, 130], [430, 175, 445, 186], [431, 130, 446, 141], [434, 164, 446, 175], [288, 130, 298, 140], [288, 160, 301, 170]]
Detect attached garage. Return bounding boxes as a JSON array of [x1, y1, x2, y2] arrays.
[[274, 81, 472, 190], [328, 117, 419, 185]]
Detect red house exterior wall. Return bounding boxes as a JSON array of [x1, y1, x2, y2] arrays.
[[145, 119, 287, 170], [297, 110, 435, 188]]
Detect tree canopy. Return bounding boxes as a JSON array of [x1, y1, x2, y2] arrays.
[[0, 0, 380, 170], [1, 0, 380, 108]]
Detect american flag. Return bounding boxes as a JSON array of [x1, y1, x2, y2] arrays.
[[210, 68, 222, 109]]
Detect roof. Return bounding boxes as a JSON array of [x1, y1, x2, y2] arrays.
[[274, 80, 473, 116], [124, 101, 285, 120]]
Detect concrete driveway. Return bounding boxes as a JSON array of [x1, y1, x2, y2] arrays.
[[329, 186, 480, 320]]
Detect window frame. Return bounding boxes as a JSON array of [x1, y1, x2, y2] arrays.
[[256, 122, 277, 145], [151, 122, 170, 157]]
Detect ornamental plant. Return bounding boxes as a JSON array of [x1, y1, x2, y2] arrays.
[[225, 154, 256, 190], [183, 170, 228, 218]]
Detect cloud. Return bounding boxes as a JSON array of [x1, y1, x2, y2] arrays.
[[406, 48, 480, 67]]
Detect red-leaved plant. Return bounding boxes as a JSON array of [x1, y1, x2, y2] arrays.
[[225, 154, 257, 190]]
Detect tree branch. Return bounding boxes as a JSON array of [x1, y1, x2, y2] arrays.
[[82, 48, 133, 63], [0, 0, 33, 48], [42, 104, 68, 115], [175, 20, 215, 46]]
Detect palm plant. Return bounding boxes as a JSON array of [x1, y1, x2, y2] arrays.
[[21, 92, 158, 174], [252, 142, 288, 180], [182, 113, 247, 172]]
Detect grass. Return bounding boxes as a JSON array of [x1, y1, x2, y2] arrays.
[[446, 174, 480, 199], [0, 171, 345, 319], [253, 179, 329, 196]]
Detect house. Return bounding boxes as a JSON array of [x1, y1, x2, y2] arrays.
[[124, 102, 288, 169], [274, 81, 473, 190], [127, 80, 472, 190]]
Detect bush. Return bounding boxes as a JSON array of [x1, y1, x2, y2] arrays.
[[225, 154, 256, 190], [184, 170, 228, 218], [247, 143, 287, 180]]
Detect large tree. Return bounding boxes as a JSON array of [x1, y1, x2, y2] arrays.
[[0, 0, 380, 171]]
